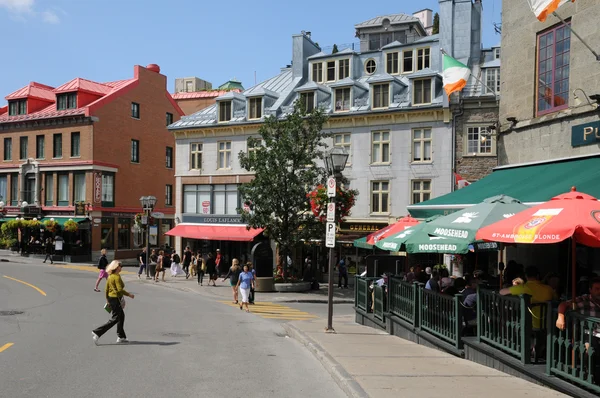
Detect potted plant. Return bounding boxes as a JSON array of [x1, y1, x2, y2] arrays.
[[64, 219, 78, 233]]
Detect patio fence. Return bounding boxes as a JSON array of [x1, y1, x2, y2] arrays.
[[477, 288, 532, 364], [419, 288, 464, 349], [388, 277, 419, 326]]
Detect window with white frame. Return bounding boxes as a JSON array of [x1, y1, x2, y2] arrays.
[[333, 133, 351, 164], [218, 141, 232, 169], [416, 48, 431, 70], [411, 180, 431, 204], [335, 88, 351, 112], [485, 68, 500, 94], [371, 181, 390, 214], [58, 174, 69, 206], [165, 184, 173, 206], [183, 184, 239, 215], [248, 97, 262, 120], [300, 91, 315, 113], [214, 184, 239, 215], [412, 128, 432, 162], [326, 61, 336, 81], [371, 131, 390, 164], [338, 59, 350, 80], [413, 79, 432, 105], [386, 52, 399, 74], [247, 137, 261, 155], [190, 143, 202, 170], [494, 48, 501, 59], [373, 84, 389, 109], [73, 173, 86, 202], [365, 59, 377, 74], [218, 101, 232, 122], [312, 63, 323, 83], [466, 126, 495, 155], [102, 174, 114, 204], [403, 50, 414, 73]]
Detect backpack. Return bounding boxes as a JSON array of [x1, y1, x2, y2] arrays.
[[172, 254, 181, 263]]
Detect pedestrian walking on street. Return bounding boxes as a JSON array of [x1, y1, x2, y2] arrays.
[[215, 249, 222, 277], [92, 261, 134, 344], [205, 252, 218, 286], [94, 249, 109, 292], [170, 252, 185, 277], [43, 237, 54, 264], [197, 251, 206, 285], [247, 262, 256, 305], [155, 250, 166, 282], [137, 247, 147, 279], [182, 246, 193, 279], [223, 258, 242, 304], [236, 264, 255, 312], [337, 257, 349, 289], [189, 250, 197, 278]]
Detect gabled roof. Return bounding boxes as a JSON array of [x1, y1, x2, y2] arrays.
[[329, 78, 369, 90], [294, 81, 331, 93], [366, 74, 406, 85], [307, 51, 327, 60], [245, 87, 279, 98], [6, 82, 55, 102], [0, 106, 6, 116], [482, 59, 501, 68], [381, 40, 404, 50], [216, 91, 246, 101], [355, 13, 419, 28], [53, 78, 112, 96]]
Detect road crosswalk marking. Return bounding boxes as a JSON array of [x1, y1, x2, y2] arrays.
[[218, 301, 317, 321]]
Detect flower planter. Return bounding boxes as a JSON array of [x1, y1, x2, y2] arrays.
[[273, 281, 311, 292]]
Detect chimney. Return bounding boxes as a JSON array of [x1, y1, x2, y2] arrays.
[[413, 9, 433, 34], [291, 32, 320, 79], [439, 0, 477, 63]]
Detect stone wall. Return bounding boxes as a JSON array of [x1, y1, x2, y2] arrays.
[[454, 105, 499, 183]]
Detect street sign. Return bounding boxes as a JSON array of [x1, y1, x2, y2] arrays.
[[326, 202, 335, 222], [325, 222, 336, 248], [141, 215, 148, 225], [151, 212, 164, 219], [327, 177, 336, 198]]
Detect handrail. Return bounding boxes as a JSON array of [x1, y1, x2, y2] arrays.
[[547, 307, 600, 393], [477, 288, 532, 364]]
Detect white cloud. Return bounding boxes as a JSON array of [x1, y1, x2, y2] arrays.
[[41, 9, 59, 24], [0, 0, 62, 24], [0, 0, 34, 13]]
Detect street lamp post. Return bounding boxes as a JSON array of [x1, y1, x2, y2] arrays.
[[324, 147, 349, 333], [139, 196, 157, 279]]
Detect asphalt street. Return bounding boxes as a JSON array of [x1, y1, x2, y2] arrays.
[[0, 260, 347, 398]]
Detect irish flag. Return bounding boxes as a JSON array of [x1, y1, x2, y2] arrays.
[[442, 54, 471, 97], [529, 0, 575, 22]]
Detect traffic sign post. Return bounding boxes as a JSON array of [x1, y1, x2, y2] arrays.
[[326, 202, 335, 222], [325, 222, 336, 248]]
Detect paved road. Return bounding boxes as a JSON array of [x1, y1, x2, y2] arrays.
[[0, 261, 346, 398]]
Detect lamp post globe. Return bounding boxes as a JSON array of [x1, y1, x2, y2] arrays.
[[328, 146, 349, 174]]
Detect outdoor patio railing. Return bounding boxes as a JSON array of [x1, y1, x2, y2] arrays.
[[477, 288, 532, 364], [388, 277, 419, 326], [419, 288, 464, 349], [547, 308, 600, 394], [373, 284, 387, 321], [355, 277, 378, 312]]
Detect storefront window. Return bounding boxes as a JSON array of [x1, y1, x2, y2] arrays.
[[183, 184, 238, 215], [117, 218, 131, 250], [100, 217, 114, 250], [161, 220, 173, 247], [214, 184, 238, 215]]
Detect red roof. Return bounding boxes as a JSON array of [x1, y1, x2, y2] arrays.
[[5, 82, 55, 102], [53, 78, 112, 96], [0, 106, 6, 116], [171, 90, 240, 100]]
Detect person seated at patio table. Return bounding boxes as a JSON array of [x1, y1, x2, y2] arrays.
[[425, 270, 440, 292], [512, 277, 524, 286], [500, 266, 556, 329]]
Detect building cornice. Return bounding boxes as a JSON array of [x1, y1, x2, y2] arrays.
[[0, 115, 94, 132]]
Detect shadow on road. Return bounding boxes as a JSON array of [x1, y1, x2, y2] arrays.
[[99, 341, 180, 346]]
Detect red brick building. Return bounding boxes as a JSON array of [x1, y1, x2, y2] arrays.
[[0, 64, 183, 261]]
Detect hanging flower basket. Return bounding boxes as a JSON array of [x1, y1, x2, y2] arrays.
[[27, 219, 41, 229], [134, 213, 155, 226], [64, 219, 78, 233], [44, 219, 59, 233], [307, 184, 357, 223]]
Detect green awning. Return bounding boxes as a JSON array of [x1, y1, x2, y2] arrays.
[[353, 237, 374, 249], [408, 155, 600, 218], [40, 217, 87, 226]]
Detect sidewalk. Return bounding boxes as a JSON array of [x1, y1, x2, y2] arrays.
[[283, 315, 568, 398], [130, 273, 355, 303]]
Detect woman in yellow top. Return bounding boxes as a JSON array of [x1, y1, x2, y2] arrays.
[[92, 261, 135, 344]]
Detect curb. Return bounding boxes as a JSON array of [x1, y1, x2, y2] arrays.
[[282, 322, 369, 398]]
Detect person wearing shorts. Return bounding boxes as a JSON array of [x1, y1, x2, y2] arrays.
[[236, 264, 255, 312], [94, 249, 109, 292]]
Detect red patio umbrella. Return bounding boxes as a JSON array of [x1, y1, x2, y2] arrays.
[[476, 187, 600, 301], [365, 215, 420, 245]]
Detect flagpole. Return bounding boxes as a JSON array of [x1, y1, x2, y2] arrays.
[[552, 12, 600, 61], [440, 48, 498, 95]]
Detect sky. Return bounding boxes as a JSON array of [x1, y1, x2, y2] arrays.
[[0, 0, 502, 105]]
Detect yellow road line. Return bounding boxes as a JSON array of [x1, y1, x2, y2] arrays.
[[0, 343, 14, 353], [218, 300, 317, 320], [3, 275, 46, 296]]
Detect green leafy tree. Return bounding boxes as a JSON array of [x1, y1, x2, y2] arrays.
[[332, 44, 339, 54], [432, 13, 440, 34], [238, 104, 330, 279]]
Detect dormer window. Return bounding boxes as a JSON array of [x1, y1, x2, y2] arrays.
[[386, 52, 399, 74], [312, 63, 323, 83], [57, 93, 77, 110], [8, 99, 26, 116], [416, 48, 431, 71], [494, 48, 501, 59], [372, 84, 390, 109], [300, 92, 315, 113], [248, 97, 262, 120], [413, 79, 432, 105], [338, 59, 350, 80], [218, 101, 232, 122], [335, 88, 351, 112], [326, 61, 336, 82]]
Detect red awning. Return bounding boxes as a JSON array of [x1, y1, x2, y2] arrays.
[[165, 224, 263, 242]]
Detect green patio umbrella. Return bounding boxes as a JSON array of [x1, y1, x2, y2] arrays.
[[375, 215, 441, 252], [353, 236, 374, 249], [404, 195, 529, 254]]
